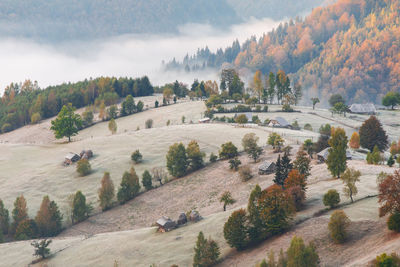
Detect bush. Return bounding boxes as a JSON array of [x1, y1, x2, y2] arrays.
[[131, 150, 143, 163], [229, 157, 241, 171], [145, 119, 153, 129], [142, 170, 153, 190], [323, 189, 341, 209], [76, 159, 91, 176], [31, 112, 41, 124], [239, 165, 253, 182], [1, 123, 12, 133], [98, 172, 115, 211], [373, 253, 400, 267], [304, 123, 313, 131], [328, 210, 350, 243], [31, 239, 52, 259], [387, 212, 400, 232], [136, 101, 144, 112], [387, 155, 395, 167], [209, 153, 218, 163], [219, 142, 238, 159], [263, 105, 269, 112]]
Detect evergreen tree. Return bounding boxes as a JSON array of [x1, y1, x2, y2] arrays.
[[35, 196, 63, 237], [117, 168, 141, 204], [50, 103, 82, 142], [388, 155, 395, 167], [286, 236, 319, 267], [142, 170, 153, 190], [293, 149, 311, 179], [12, 195, 28, 233], [359, 116, 388, 152], [0, 200, 9, 235], [166, 143, 188, 177], [326, 127, 348, 178], [186, 140, 205, 172], [72, 191, 91, 224], [274, 155, 285, 186], [98, 172, 115, 211], [247, 185, 266, 243], [31, 239, 52, 259], [223, 209, 248, 250], [281, 151, 293, 182], [193, 232, 220, 267]]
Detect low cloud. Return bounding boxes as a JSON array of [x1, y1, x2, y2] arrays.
[[0, 17, 280, 93]]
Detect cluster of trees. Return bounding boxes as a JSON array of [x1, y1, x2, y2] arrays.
[[223, 148, 311, 250], [166, 141, 205, 178], [0, 195, 62, 242], [1, 76, 154, 133], [193, 231, 220, 267]]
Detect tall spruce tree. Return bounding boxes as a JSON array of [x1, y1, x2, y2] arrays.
[[326, 127, 348, 178], [274, 155, 285, 186], [0, 199, 9, 235], [281, 151, 293, 182]]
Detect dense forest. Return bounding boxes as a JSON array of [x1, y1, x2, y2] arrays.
[[0, 77, 154, 133], [0, 0, 324, 41], [166, 0, 400, 104]]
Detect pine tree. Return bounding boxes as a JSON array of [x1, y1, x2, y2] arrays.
[[247, 185, 266, 242], [117, 168, 141, 204], [293, 149, 311, 179], [142, 170, 153, 190], [12, 195, 28, 233], [281, 151, 293, 182], [0, 199, 9, 235], [72, 191, 91, 224], [359, 116, 388, 152], [98, 172, 115, 211], [286, 236, 319, 267], [193, 232, 220, 267], [388, 155, 395, 167], [223, 209, 248, 250], [274, 155, 285, 186], [35, 196, 63, 237], [326, 127, 348, 178], [186, 140, 205, 172]]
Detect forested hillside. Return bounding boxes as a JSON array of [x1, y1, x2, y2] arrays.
[[168, 0, 400, 104]]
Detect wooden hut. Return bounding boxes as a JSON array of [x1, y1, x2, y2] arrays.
[[258, 161, 276, 175], [156, 216, 176, 232]]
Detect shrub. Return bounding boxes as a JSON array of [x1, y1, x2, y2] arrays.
[[209, 153, 218, 163], [292, 120, 300, 130], [76, 158, 91, 176], [142, 170, 153, 190], [223, 209, 248, 250], [328, 210, 350, 243], [367, 145, 383, 165], [387, 155, 395, 167], [373, 253, 400, 267], [145, 119, 153, 129], [229, 157, 241, 171], [1, 123, 12, 133], [117, 168, 141, 204], [263, 105, 268, 112], [31, 112, 41, 124], [219, 142, 238, 160], [387, 212, 400, 232], [136, 101, 144, 112], [304, 123, 313, 131], [72, 191, 92, 224], [155, 100, 159, 108], [131, 150, 143, 163], [98, 172, 115, 211], [31, 239, 52, 259], [239, 166, 253, 182], [193, 232, 220, 267], [108, 118, 117, 134], [35, 196, 63, 237], [323, 189, 340, 209]]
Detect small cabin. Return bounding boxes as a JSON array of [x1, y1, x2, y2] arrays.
[[156, 216, 176, 232], [317, 148, 352, 163], [268, 117, 291, 128], [199, 117, 210, 123], [349, 103, 376, 115], [64, 153, 80, 165], [258, 161, 276, 175]]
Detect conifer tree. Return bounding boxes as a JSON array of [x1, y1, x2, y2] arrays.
[[387, 155, 395, 167], [35, 196, 63, 237], [274, 155, 285, 186], [326, 127, 348, 178], [247, 185, 265, 242], [117, 168, 141, 204], [142, 170, 153, 190], [293, 149, 311, 179], [281, 151, 293, 182], [286, 236, 319, 267], [98, 172, 115, 211], [12, 195, 28, 233], [223, 209, 248, 250], [166, 143, 188, 177], [72, 191, 91, 224], [0, 199, 9, 235], [193, 232, 220, 267]]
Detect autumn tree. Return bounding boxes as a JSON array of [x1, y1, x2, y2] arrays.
[[253, 70, 263, 102], [349, 132, 360, 149], [0, 200, 9, 235], [293, 149, 311, 178], [186, 140, 205, 172], [35, 196, 63, 237], [235, 114, 248, 124], [359, 116, 388, 152], [341, 168, 361, 203], [12, 195, 28, 233], [223, 209, 248, 250], [117, 168, 141, 204], [108, 118, 117, 134], [193, 231, 220, 267], [242, 133, 263, 162], [76, 158, 91, 176], [98, 172, 115, 211], [326, 127, 348, 178], [50, 103, 82, 142], [284, 170, 307, 210], [72, 191, 92, 224], [219, 142, 238, 160], [378, 170, 400, 231], [163, 88, 173, 104], [166, 143, 188, 177], [328, 210, 350, 243], [286, 236, 319, 267]]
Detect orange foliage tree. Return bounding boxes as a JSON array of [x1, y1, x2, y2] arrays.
[[349, 132, 360, 149]]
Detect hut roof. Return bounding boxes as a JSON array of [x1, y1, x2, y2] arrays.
[[275, 117, 290, 127], [317, 148, 352, 161], [349, 103, 376, 114], [156, 216, 176, 230], [258, 161, 275, 171], [65, 153, 80, 161]]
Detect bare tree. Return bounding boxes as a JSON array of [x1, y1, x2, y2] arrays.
[[152, 167, 168, 186]]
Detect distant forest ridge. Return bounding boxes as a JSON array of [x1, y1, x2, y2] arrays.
[[0, 0, 325, 41], [0, 77, 154, 133], [165, 0, 400, 104]]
